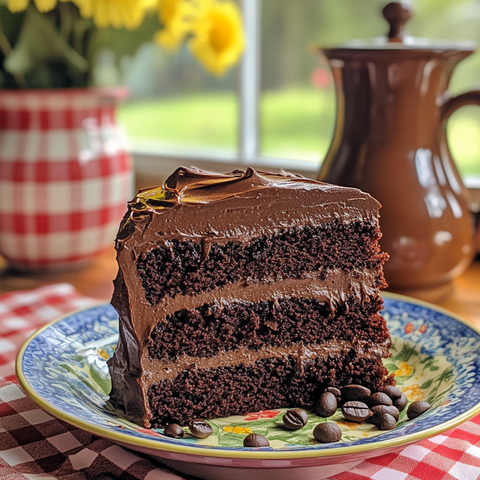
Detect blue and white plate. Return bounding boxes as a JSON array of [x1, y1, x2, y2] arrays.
[[16, 293, 480, 480]]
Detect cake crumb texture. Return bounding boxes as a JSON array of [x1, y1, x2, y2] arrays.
[[148, 355, 395, 427], [149, 296, 389, 360]]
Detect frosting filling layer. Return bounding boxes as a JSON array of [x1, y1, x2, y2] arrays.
[[142, 339, 391, 385], [144, 269, 380, 338]]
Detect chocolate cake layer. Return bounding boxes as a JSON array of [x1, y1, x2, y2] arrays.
[[147, 354, 395, 427], [148, 295, 388, 361], [137, 222, 386, 304]]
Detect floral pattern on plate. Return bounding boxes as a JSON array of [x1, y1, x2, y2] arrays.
[[17, 294, 480, 453]]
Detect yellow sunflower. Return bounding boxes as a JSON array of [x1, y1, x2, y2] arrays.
[[188, 0, 244, 76], [74, 0, 150, 30], [7, 0, 64, 13], [154, 0, 197, 51]]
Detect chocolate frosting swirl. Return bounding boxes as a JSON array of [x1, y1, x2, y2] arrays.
[[133, 167, 321, 211]]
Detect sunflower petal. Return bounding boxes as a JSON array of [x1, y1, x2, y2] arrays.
[[6, 0, 30, 13], [188, 0, 244, 76]]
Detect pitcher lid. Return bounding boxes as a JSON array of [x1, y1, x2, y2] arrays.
[[323, 2, 476, 55]]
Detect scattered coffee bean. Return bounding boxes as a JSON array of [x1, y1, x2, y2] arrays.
[[394, 393, 408, 412], [325, 387, 342, 403], [341, 401, 371, 423], [188, 419, 213, 439], [380, 385, 403, 401], [370, 412, 397, 430], [342, 385, 371, 402], [243, 433, 270, 447], [313, 422, 342, 443], [315, 392, 338, 418], [407, 401, 431, 419], [367, 392, 393, 408], [164, 423, 184, 439], [370, 404, 400, 421], [283, 408, 308, 430]]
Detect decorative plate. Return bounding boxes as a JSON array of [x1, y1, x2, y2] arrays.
[[16, 293, 480, 480]]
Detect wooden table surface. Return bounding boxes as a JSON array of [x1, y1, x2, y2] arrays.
[[0, 249, 479, 330]]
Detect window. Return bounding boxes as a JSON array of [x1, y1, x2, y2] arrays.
[[117, 0, 480, 185]]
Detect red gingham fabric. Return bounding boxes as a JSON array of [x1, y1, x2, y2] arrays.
[[0, 283, 97, 381], [0, 89, 132, 269], [0, 283, 479, 479]]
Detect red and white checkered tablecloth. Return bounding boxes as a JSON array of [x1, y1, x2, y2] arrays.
[[0, 283, 480, 480]]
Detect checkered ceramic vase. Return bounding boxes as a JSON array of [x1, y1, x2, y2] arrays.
[[0, 88, 133, 270]]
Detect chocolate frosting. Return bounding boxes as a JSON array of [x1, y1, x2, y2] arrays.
[[116, 166, 380, 246], [108, 167, 385, 427]]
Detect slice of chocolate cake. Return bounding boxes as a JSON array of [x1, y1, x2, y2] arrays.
[[108, 167, 393, 428]]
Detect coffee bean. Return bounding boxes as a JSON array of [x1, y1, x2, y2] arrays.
[[370, 404, 400, 421], [325, 387, 342, 403], [283, 408, 308, 430], [313, 422, 342, 443], [380, 385, 403, 401], [370, 412, 397, 430], [407, 401, 431, 420], [342, 385, 371, 402], [188, 419, 213, 439], [243, 433, 270, 447], [164, 423, 184, 439], [367, 392, 393, 408], [315, 392, 337, 418], [393, 393, 408, 412], [341, 401, 371, 423]]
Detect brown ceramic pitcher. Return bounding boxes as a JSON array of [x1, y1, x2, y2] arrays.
[[318, 2, 480, 300]]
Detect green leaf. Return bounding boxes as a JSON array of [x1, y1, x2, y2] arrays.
[[420, 379, 433, 389], [88, 363, 111, 395], [0, 5, 25, 45], [430, 366, 440, 371], [384, 362, 398, 372], [58, 363, 97, 392], [394, 342, 418, 362], [85, 14, 158, 65], [4, 4, 88, 88], [84, 14, 159, 86], [428, 385, 439, 401], [437, 367, 454, 384], [282, 436, 314, 446], [204, 421, 220, 437], [218, 433, 242, 447]]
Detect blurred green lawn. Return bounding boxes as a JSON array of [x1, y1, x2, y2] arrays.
[[117, 91, 237, 149], [118, 88, 480, 177]]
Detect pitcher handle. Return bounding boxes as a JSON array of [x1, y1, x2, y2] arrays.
[[441, 90, 480, 238], [441, 91, 480, 120]]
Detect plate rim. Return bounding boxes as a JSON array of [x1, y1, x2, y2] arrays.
[[15, 291, 480, 460]]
